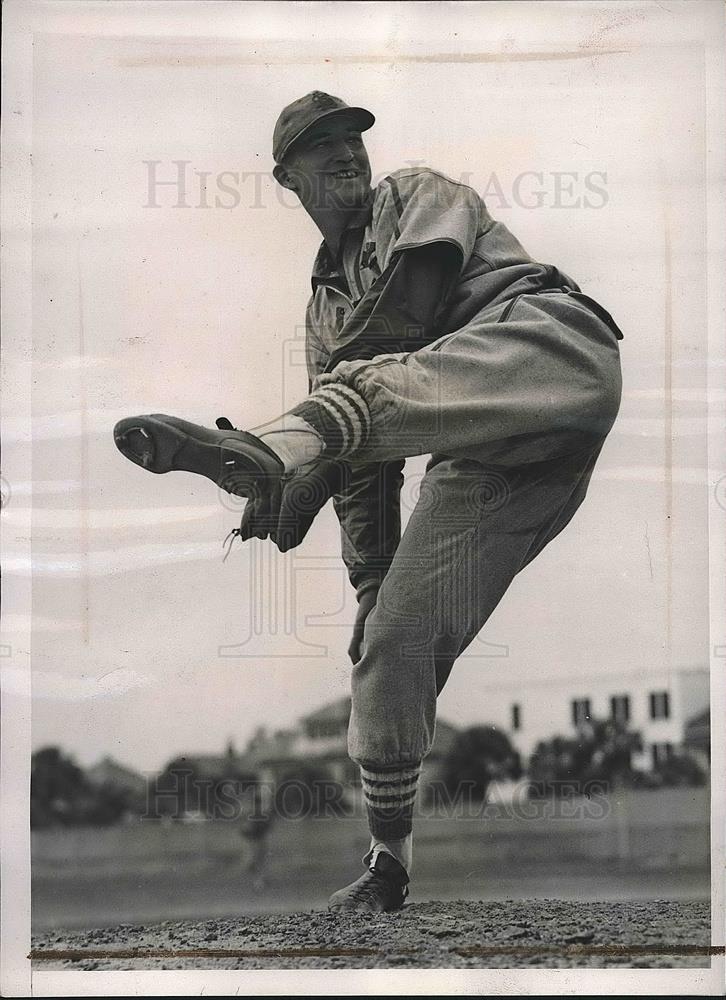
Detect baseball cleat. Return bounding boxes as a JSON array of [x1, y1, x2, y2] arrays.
[[113, 414, 284, 498], [327, 850, 409, 913]]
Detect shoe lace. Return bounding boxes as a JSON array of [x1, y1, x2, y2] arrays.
[[348, 870, 396, 905], [217, 416, 244, 563], [222, 524, 243, 562]]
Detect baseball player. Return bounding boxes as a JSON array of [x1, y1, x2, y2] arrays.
[[114, 92, 623, 913], [238, 784, 274, 891]]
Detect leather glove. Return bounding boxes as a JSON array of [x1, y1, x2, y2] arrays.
[[238, 459, 347, 552], [216, 416, 347, 553]]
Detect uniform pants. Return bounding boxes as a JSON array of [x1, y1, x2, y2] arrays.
[[316, 291, 623, 770]]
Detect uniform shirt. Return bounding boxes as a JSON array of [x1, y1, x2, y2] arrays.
[[302, 167, 582, 600], [305, 166, 579, 380]]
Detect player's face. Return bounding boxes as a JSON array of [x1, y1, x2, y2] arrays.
[[286, 117, 372, 210]]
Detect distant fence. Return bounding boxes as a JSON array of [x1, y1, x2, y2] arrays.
[[32, 786, 709, 875], [424, 785, 710, 868]]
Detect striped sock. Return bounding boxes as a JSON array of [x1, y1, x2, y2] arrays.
[[289, 383, 371, 459], [360, 763, 421, 841]]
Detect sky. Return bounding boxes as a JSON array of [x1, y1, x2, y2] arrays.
[[3, 1, 721, 775]]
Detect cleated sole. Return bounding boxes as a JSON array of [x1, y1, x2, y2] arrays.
[[113, 415, 282, 498]]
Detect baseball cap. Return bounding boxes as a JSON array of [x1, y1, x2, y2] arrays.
[[273, 91, 375, 164]]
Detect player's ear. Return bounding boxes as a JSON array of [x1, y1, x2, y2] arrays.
[[273, 164, 298, 192]]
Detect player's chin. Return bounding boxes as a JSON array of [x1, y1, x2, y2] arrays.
[[327, 175, 370, 207]]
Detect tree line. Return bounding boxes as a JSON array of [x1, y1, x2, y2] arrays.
[[31, 717, 707, 829]]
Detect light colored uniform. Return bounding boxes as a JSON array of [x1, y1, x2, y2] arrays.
[[304, 168, 622, 770]]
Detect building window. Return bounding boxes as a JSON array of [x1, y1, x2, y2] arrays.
[[571, 698, 591, 727], [651, 742, 673, 768], [649, 691, 670, 720], [511, 704, 521, 731], [610, 695, 630, 726]]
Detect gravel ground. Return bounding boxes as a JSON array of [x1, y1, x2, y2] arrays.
[[31, 898, 711, 970]]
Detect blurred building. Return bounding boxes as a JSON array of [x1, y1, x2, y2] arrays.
[[250, 696, 459, 797], [181, 740, 257, 787], [86, 755, 147, 797], [152, 741, 259, 819], [86, 754, 148, 813], [471, 666, 710, 771]]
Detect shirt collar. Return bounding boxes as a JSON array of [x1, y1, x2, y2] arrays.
[[310, 191, 375, 290]]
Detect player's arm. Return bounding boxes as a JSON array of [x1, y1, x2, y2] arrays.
[[326, 168, 479, 366], [327, 240, 462, 590], [324, 241, 461, 368], [332, 458, 404, 662], [332, 458, 404, 598], [327, 241, 461, 660]]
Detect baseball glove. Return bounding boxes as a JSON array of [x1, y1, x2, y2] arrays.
[[217, 416, 347, 553]]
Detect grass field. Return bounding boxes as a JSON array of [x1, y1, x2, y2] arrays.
[[32, 805, 709, 933]]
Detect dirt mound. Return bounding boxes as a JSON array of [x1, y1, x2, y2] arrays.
[[31, 898, 711, 970]]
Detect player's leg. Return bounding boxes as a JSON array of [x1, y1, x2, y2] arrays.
[[300, 293, 621, 470], [517, 438, 606, 572], [328, 442, 604, 911], [113, 293, 621, 484]]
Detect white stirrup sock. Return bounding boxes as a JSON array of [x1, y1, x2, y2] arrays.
[[365, 834, 413, 875], [249, 414, 324, 472]]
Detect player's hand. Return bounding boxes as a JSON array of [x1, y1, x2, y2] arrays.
[[271, 461, 342, 552], [348, 586, 378, 664], [239, 460, 346, 552], [236, 476, 282, 542]]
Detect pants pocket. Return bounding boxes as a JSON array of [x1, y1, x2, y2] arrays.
[[566, 291, 624, 341], [497, 295, 522, 323]]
